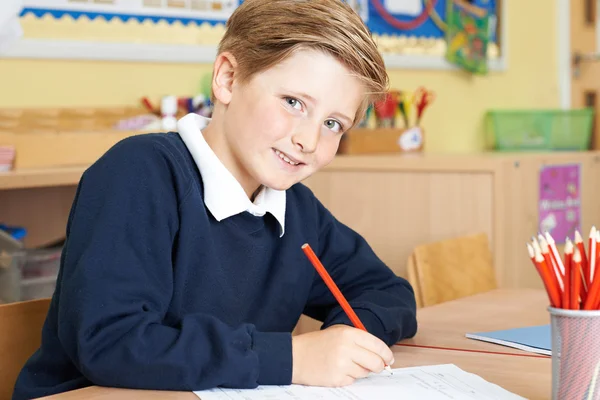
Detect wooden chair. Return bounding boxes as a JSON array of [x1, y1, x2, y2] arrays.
[[407, 233, 497, 308], [0, 298, 50, 400]]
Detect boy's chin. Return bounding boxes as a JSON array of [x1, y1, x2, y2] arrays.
[[261, 177, 304, 191], [262, 181, 295, 191]]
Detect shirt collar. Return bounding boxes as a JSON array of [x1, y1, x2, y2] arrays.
[[176, 113, 286, 237]]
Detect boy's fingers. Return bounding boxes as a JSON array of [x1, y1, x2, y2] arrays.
[[353, 331, 394, 364], [347, 362, 371, 380], [350, 345, 385, 373]]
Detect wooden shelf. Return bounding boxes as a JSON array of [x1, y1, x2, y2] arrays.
[[0, 166, 85, 190]]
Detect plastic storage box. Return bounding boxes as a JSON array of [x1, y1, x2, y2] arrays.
[[0, 231, 62, 303], [486, 108, 594, 151]]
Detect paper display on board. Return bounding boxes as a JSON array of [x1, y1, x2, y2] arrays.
[[194, 364, 525, 400], [383, 0, 423, 16], [0, 19, 22, 53], [0, 0, 23, 53]]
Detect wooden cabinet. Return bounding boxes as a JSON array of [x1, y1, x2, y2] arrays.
[[303, 151, 600, 289]]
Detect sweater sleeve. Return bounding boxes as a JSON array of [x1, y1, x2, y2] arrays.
[[302, 197, 417, 346], [56, 137, 291, 391]]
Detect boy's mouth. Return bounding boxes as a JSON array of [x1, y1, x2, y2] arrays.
[[273, 149, 304, 166]]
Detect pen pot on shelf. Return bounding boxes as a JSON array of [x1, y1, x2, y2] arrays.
[[338, 126, 424, 155], [548, 307, 600, 400]]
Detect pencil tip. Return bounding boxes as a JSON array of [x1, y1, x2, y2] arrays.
[[301, 243, 308, 249]]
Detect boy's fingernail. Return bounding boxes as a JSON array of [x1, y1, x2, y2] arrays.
[[390, 357, 395, 364]]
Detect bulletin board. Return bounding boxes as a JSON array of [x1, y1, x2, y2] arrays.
[[357, 0, 499, 47], [4, 0, 506, 70]]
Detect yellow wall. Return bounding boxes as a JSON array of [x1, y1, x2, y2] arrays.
[[0, 1, 558, 153]]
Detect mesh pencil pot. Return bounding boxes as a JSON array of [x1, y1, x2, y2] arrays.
[[486, 109, 594, 151], [549, 307, 600, 400]]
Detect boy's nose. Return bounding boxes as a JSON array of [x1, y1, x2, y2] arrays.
[[292, 124, 320, 154]]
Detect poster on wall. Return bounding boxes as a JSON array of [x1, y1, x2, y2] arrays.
[[11, 0, 501, 62], [539, 164, 581, 244], [8, 0, 504, 66], [21, 0, 239, 25], [20, 0, 498, 34]]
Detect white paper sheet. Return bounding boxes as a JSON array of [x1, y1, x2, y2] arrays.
[[194, 364, 526, 400]]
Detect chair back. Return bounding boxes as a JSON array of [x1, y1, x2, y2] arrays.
[[407, 233, 497, 308], [0, 298, 50, 400]]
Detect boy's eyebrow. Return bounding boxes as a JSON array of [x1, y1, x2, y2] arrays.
[[291, 91, 317, 105], [331, 112, 353, 127], [290, 91, 353, 126]]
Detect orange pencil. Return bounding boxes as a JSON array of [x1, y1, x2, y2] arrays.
[[583, 233, 600, 309], [595, 230, 600, 278], [571, 249, 582, 310], [593, 231, 600, 309], [574, 230, 589, 302], [529, 244, 561, 307], [545, 232, 566, 278], [584, 274, 600, 310], [588, 231, 600, 310], [589, 226, 597, 287], [537, 236, 564, 292], [301, 243, 392, 372], [562, 239, 573, 310]]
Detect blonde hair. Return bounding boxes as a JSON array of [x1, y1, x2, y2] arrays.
[[217, 0, 388, 124]]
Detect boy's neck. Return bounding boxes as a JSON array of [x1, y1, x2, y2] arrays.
[[251, 186, 264, 203], [201, 110, 261, 200]]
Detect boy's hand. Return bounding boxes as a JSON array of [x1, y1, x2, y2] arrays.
[[291, 324, 394, 387]]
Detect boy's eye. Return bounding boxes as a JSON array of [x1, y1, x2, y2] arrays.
[[285, 97, 303, 111], [324, 119, 343, 133]]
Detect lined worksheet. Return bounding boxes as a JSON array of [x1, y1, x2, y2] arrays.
[[194, 364, 525, 400]]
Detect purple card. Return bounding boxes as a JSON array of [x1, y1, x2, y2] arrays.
[[539, 164, 581, 244]]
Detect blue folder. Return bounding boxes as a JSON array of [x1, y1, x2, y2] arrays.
[[466, 325, 551, 356]]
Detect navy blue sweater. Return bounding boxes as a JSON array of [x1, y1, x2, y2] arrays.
[[13, 133, 417, 399]]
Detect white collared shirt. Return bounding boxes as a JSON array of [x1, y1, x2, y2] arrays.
[[176, 113, 286, 237]]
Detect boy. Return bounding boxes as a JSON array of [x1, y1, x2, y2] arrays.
[[13, 0, 417, 398]]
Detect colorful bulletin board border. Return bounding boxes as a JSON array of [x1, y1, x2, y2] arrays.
[[2, 0, 507, 71]]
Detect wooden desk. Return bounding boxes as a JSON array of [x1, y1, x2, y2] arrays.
[[38, 289, 551, 400], [403, 288, 551, 355], [40, 387, 196, 400], [40, 346, 550, 400]]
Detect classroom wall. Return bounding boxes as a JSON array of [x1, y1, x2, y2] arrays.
[[0, 0, 558, 153]]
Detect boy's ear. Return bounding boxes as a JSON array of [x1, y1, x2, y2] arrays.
[[212, 52, 238, 105]]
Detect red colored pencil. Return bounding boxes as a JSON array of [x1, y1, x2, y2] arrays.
[[537, 236, 564, 292], [562, 239, 573, 310], [571, 249, 582, 310], [574, 230, 589, 302], [589, 227, 597, 287], [529, 243, 561, 307], [302, 243, 366, 329], [545, 232, 566, 278], [301, 243, 392, 371]]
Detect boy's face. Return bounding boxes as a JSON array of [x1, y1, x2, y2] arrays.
[[211, 49, 365, 196]]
